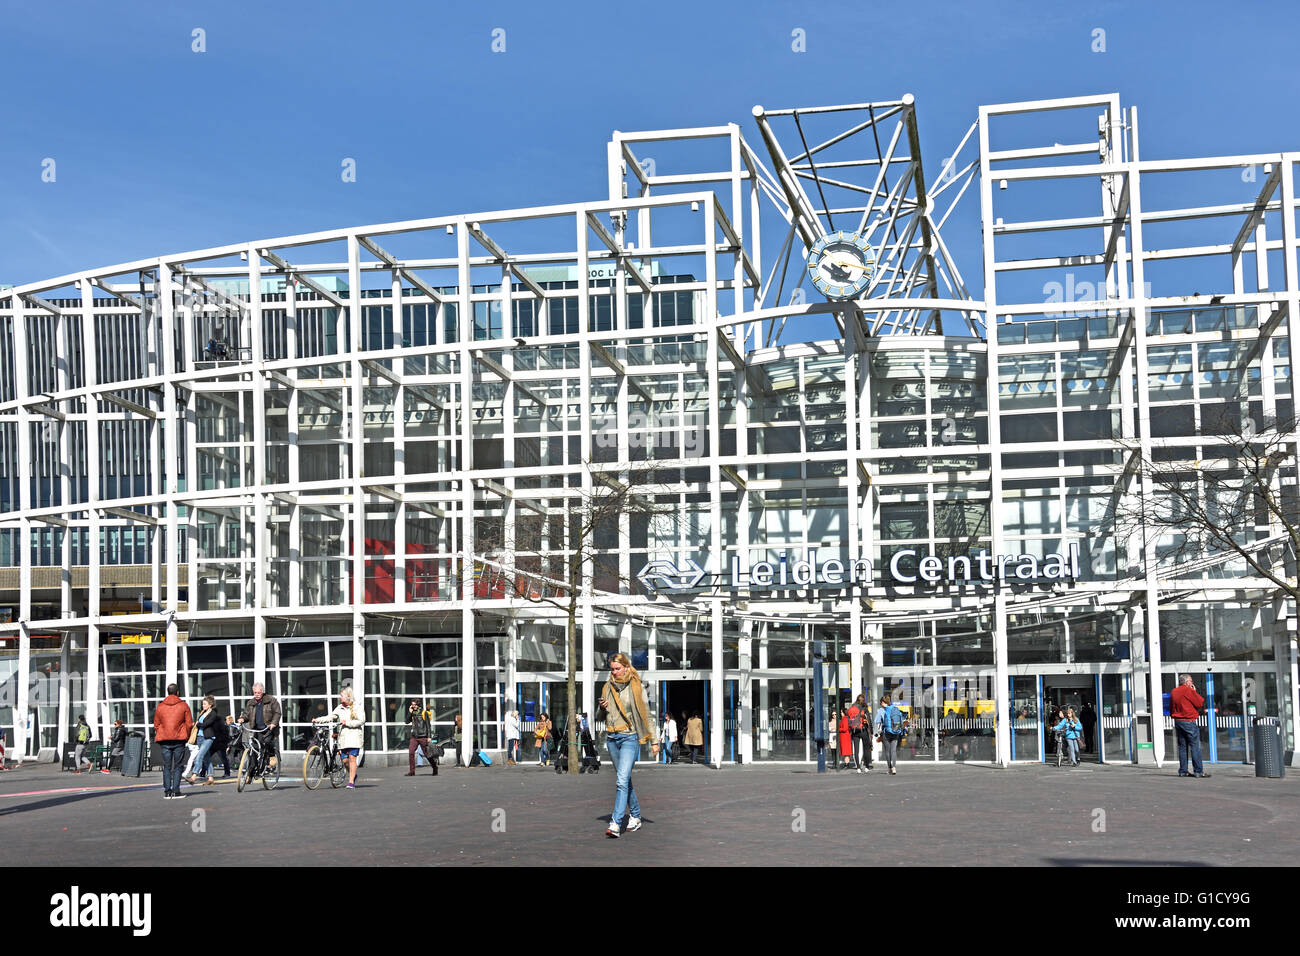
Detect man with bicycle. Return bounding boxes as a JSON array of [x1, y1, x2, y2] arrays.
[[237, 683, 282, 771]]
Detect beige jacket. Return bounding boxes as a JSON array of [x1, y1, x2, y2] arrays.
[[600, 676, 657, 746], [684, 717, 704, 747], [317, 703, 365, 751]]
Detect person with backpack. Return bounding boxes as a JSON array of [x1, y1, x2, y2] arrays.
[[874, 693, 907, 775], [72, 714, 92, 774], [847, 694, 871, 773], [406, 699, 436, 776]]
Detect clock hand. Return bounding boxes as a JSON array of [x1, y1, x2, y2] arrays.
[[825, 254, 864, 273]]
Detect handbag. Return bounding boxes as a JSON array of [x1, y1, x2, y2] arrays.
[[187, 724, 198, 745]]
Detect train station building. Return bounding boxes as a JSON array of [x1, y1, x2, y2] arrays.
[[1, 92, 1296, 768]]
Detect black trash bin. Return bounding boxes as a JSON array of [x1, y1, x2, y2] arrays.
[[1253, 717, 1285, 778]]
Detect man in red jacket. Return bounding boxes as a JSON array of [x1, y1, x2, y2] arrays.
[[1170, 674, 1210, 778], [153, 683, 195, 799]]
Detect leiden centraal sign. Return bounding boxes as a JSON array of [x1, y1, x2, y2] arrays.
[[638, 546, 1081, 593]]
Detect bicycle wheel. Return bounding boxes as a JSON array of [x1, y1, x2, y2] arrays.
[[236, 750, 252, 792], [329, 755, 347, 789], [303, 746, 324, 790], [263, 753, 280, 790]]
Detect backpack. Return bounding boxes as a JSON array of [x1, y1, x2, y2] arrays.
[[882, 705, 906, 735], [847, 706, 863, 731], [77, 724, 91, 744]]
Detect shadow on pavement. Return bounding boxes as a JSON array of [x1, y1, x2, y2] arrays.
[[0, 787, 151, 818]]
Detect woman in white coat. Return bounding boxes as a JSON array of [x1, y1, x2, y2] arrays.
[[314, 686, 365, 789]]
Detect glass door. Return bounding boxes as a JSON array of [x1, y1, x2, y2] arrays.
[[1010, 676, 1039, 761], [1162, 671, 1210, 764], [1212, 673, 1246, 763], [751, 677, 807, 760], [1100, 673, 1132, 763]]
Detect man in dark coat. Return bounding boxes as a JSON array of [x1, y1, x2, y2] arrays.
[[1080, 702, 1097, 753]]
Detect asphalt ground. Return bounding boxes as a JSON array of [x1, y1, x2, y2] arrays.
[[1, 756, 1293, 868]]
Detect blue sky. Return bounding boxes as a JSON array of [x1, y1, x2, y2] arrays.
[[2, 0, 1297, 296]]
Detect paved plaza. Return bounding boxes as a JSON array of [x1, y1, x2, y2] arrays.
[[0, 758, 1293, 867]]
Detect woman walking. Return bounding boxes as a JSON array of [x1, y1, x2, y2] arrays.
[[598, 653, 659, 838], [660, 712, 677, 764], [315, 687, 365, 788], [837, 707, 853, 770], [186, 695, 220, 786], [874, 694, 906, 775], [684, 711, 704, 764]]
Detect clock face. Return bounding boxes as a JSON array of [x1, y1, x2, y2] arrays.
[[806, 231, 875, 300]]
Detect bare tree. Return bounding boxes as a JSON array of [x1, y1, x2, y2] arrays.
[[1115, 410, 1300, 602], [469, 460, 680, 773]]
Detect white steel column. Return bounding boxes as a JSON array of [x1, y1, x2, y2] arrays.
[[1278, 157, 1300, 761], [346, 236, 366, 706], [14, 297, 36, 753], [160, 263, 180, 700], [82, 279, 102, 741], [251, 248, 269, 690], [706, 200, 724, 766], [1127, 107, 1165, 768], [392, 270, 407, 605], [577, 213, 596, 730], [978, 108, 1012, 768], [458, 222, 476, 765]]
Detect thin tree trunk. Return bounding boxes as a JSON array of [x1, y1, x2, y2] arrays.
[[567, 596, 578, 773], [566, 556, 579, 774]]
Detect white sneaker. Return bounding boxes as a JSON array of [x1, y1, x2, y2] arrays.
[[890, 767, 897, 775], [605, 822, 621, 839], [626, 816, 642, 832], [863, 766, 871, 773]]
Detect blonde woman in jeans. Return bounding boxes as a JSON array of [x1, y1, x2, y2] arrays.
[[314, 687, 365, 789], [598, 653, 659, 838]]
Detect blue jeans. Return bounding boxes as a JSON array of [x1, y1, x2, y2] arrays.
[[1065, 737, 1079, 764], [193, 737, 215, 778], [1175, 720, 1204, 775], [161, 742, 187, 795], [606, 733, 642, 826]]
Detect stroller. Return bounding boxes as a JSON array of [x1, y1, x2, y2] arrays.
[[553, 728, 601, 774]]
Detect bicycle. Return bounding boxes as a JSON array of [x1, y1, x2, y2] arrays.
[[303, 719, 349, 790], [235, 725, 281, 792]]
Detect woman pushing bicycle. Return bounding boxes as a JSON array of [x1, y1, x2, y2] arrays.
[[314, 686, 365, 789]]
